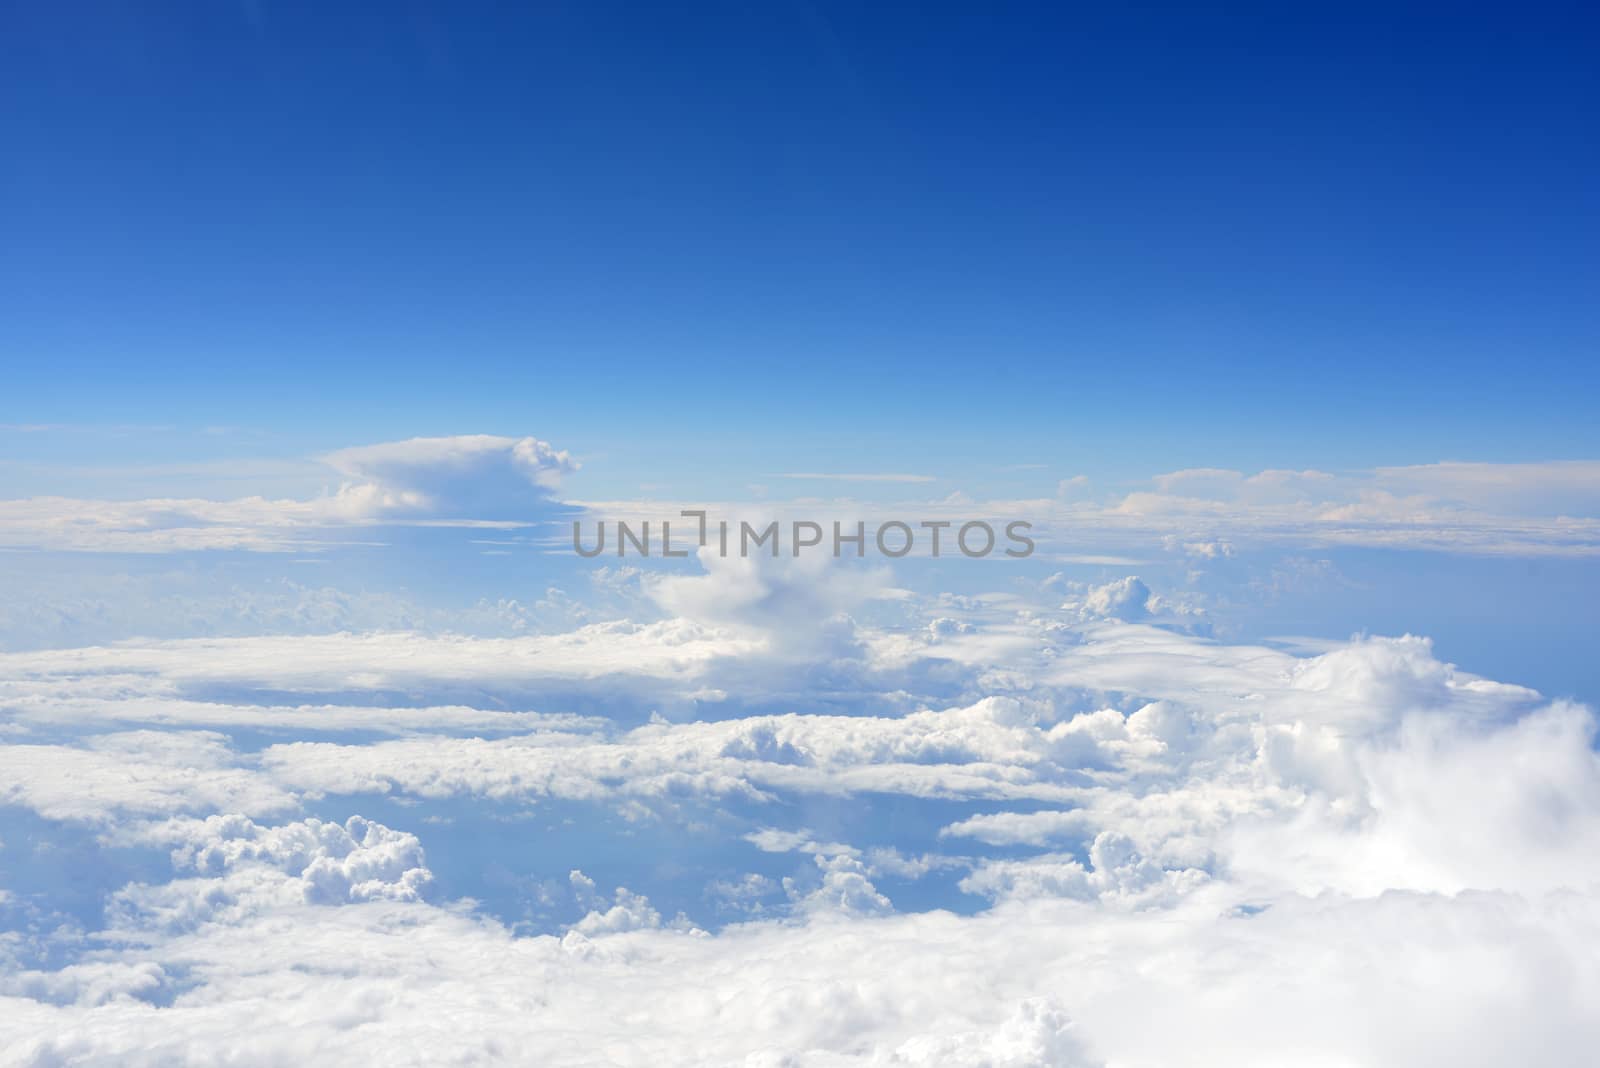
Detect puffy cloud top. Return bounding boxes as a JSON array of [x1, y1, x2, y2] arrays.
[[322, 434, 578, 519]]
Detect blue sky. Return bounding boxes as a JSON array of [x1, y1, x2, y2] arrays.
[[5, 7, 1600, 1064], [5, 2, 1599, 492]]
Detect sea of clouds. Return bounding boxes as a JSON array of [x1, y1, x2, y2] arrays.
[[3, 436, 1599, 1065]]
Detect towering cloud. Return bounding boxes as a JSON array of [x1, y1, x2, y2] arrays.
[[322, 434, 578, 519]]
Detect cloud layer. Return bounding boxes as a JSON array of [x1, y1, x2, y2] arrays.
[[2, 437, 1598, 555], [3, 557, 1599, 1064]]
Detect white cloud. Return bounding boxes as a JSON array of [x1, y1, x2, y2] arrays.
[[0, 730, 296, 822], [4, 580, 1600, 1064], [771, 473, 938, 483], [647, 548, 893, 657], [104, 814, 432, 934], [575, 455, 1600, 559], [323, 434, 577, 517], [4, 879, 1598, 1065], [1102, 461, 1600, 555], [958, 830, 1208, 907], [1373, 460, 1600, 515], [0, 434, 575, 552], [0, 620, 758, 699], [4, 449, 1599, 556], [1076, 576, 1152, 620]]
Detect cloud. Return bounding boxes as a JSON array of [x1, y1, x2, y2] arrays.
[[4, 575, 1600, 1064], [1103, 461, 1600, 554], [574, 455, 1600, 560], [888, 998, 1100, 1067], [771, 473, 938, 483], [0, 730, 297, 822], [323, 434, 577, 518], [4, 448, 1599, 556], [0, 620, 757, 705], [5, 869, 1598, 1064], [0, 434, 576, 552], [104, 814, 432, 934], [646, 548, 893, 657], [1076, 576, 1152, 620], [958, 831, 1207, 907], [1373, 460, 1600, 516], [1056, 475, 1091, 499]]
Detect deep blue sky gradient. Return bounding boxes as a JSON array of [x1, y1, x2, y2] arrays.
[[4, 1, 1598, 488]]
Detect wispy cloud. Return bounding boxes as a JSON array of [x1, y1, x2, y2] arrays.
[[770, 472, 938, 483], [5, 437, 1599, 557]]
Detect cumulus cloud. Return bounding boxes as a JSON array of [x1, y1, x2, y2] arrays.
[[565, 872, 683, 937], [105, 814, 432, 934], [1076, 576, 1152, 620], [959, 830, 1208, 907], [647, 548, 894, 658]]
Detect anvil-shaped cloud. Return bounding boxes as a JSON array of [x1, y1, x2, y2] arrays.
[[322, 434, 578, 520]]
